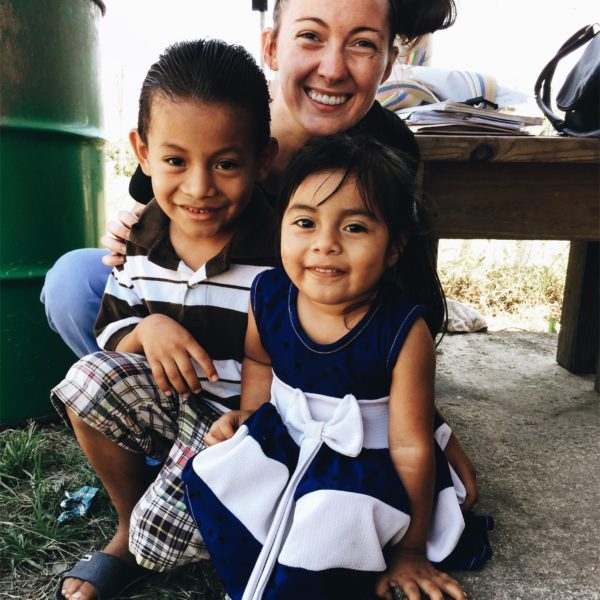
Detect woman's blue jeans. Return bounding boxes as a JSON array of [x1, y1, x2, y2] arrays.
[[40, 248, 112, 358]]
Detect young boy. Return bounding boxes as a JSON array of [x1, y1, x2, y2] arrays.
[[51, 39, 277, 600]]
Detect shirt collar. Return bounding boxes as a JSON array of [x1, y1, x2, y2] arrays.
[[128, 186, 276, 276]]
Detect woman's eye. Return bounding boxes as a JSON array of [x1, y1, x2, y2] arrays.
[[353, 39, 379, 52], [166, 157, 185, 167], [293, 218, 315, 229], [297, 31, 320, 42], [345, 223, 367, 233]]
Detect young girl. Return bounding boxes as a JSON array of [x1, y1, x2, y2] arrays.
[[182, 134, 492, 600]]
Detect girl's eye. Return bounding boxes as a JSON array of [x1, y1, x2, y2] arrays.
[[216, 160, 238, 171], [344, 223, 368, 233], [293, 218, 315, 229], [166, 157, 185, 167]]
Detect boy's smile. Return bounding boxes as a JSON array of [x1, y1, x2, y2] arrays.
[[130, 98, 273, 267]]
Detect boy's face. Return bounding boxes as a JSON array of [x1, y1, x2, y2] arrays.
[[131, 98, 274, 247]]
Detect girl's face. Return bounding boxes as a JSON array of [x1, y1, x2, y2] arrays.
[[264, 0, 397, 140], [281, 170, 398, 312]]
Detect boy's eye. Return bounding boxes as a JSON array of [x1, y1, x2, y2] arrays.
[[166, 157, 185, 167], [344, 223, 368, 233], [216, 160, 238, 171], [293, 218, 315, 229]]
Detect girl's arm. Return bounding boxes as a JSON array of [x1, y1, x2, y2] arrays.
[[241, 302, 273, 411], [376, 317, 465, 600], [205, 301, 272, 446], [437, 407, 479, 510]]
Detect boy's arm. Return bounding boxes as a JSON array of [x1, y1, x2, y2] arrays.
[[94, 266, 149, 351], [95, 265, 217, 398], [116, 314, 218, 398], [376, 318, 465, 600]]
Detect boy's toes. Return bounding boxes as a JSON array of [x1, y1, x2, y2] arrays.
[[61, 578, 97, 600]]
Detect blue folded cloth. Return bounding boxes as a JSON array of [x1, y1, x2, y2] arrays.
[[57, 486, 99, 524]]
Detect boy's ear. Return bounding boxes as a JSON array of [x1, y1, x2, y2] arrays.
[[387, 232, 408, 268], [256, 137, 279, 183], [129, 129, 151, 176], [381, 45, 399, 84], [261, 28, 278, 71]]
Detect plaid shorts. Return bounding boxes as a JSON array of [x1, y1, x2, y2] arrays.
[[51, 350, 222, 571]]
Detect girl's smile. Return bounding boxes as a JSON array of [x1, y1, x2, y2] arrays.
[[280, 169, 398, 314]]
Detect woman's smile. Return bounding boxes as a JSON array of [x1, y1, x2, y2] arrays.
[[305, 88, 350, 106]]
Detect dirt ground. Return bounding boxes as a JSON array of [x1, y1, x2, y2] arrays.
[[435, 331, 599, 600]]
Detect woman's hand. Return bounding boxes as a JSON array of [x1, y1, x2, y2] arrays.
[[204, 410, 253, 446], [101, 203, 145, 266], [133, 314, 218, 397], [375, 548, 466, 600], [444, 433, 479, 511]]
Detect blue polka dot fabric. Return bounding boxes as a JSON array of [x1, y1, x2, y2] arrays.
[[182, 269, 492, 599]]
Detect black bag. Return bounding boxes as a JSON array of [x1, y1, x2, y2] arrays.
[[534, 24, 600, 138]]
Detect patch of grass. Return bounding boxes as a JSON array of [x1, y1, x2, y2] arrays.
[[0, 422, 224, 599], [439, 255, 566, 331]]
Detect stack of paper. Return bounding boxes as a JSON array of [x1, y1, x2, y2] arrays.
[[396, 101, 544, 135]]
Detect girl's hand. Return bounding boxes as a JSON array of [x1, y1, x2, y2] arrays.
[[101, 203, 145, 267], [444, 433, 479, 511], [135, 314, 218, 397], [375, 548, 466, 600], [204, 410, 252, 446]]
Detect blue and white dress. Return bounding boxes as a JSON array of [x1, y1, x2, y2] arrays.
[[183, 269, 485, 600]]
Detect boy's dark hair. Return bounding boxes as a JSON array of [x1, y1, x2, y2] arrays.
[[137, 39, 271, 152], [278, 133, 446, 337]]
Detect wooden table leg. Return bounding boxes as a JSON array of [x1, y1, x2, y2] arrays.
[[557, 241, 599, 384]]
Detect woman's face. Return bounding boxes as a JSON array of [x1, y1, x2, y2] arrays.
[[264, 0, 397, 139]]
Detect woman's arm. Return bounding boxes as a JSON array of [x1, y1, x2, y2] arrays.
[[376, 317, 465, 600], [100, 203, 145, 267]]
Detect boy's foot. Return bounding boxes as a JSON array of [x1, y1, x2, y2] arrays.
[[57, 531, 147, 600]]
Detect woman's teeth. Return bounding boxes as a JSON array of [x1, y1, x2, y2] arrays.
[[307, 90, 348, 105]]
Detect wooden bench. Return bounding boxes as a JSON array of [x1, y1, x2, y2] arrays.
[[417, 135, 600, 390]]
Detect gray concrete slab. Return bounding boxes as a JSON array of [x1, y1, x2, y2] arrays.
[[435, 332, 599, 600]]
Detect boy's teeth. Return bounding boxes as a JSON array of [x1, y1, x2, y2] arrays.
[[185, 206, 211, 213], [307, 90, 348, 105]]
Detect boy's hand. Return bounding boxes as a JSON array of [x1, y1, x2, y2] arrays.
[[101, 203, 145, 267], [375, 548, 466, 600], [204, 410, 252, 446], [136, 314, 218, 397], [444, 434, 478, 511]]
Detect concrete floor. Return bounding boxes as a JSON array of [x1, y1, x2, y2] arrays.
[[435, 332, 599, 600]]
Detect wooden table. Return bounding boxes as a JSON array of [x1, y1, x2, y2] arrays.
[[417, 135, 600, 390]]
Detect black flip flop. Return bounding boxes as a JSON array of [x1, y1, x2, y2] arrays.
[[55, 552, 150, 600]]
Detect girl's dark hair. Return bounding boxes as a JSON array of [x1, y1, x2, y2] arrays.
[[137, 39, 270, 151], [272, 0, 456, 46], [278, 133, 446, 338]]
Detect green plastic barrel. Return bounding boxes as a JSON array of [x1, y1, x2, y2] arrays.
[[0, 0, 106, 424]]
